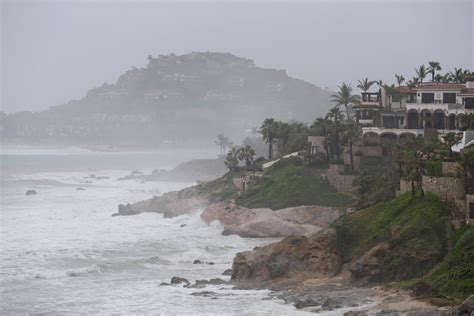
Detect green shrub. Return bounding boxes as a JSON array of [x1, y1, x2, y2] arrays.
[[426, 160, 443, 177]]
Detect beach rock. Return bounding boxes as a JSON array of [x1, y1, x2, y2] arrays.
[[190, 291, 216, 297], [193, 260, 203, 264], [451, 295, 474, 315], [188, 278, 227, 288], [180, 224, 187, 228], [116, 187, 208, 217], [222, 269, 233, 276], [231, 229, 342, 281], [170, 276, 190, 286], [349, 242, 392, 284], [294, 298, 321, 309], [25, 190, 37, 196], [159, 282, 170, 286]]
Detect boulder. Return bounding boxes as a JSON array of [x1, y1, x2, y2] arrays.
[[188, 278, 228, 288], [231, 229, 342, 281], [349, 242, 392, 284], [170, 276, 190, 286], [222, 269, 233, 276], [193, 260, 203, 264], [451, 295, 474, 315], [25, 190, 37, 196], [202, 201, 341, 238]]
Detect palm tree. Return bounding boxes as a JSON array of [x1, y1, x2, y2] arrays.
[[215, 134, 232, 156], [326, 106, 345, 160], [401, 148, 425, 197], [415, 65, 428, 83], [224, 147, 240, 172], [395, 74, 405, 87], [449, 68, 466, 83], [238, 145, 256, 168], [407, 77, 420, 88], [259, 118, 279, 160], [331, 82, 360, 120], [343, 122, 362, 171], [357, 78, 375, 92], [428, 61, 441, 82], [442, 132, 463, 159]]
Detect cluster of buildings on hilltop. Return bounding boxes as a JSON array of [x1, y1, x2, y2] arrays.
[[354, 75, 474, 148]]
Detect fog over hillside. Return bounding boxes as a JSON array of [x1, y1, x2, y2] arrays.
[[1, 52, 332, 147]]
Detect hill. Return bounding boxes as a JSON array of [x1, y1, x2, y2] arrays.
[[1, 52, 332, 146]]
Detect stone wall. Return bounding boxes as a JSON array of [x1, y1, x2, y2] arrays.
[[442, 162, 460, 177], [422, 176, 465, 201], [324, 164, 356, 195], [400, 179, 412, 195]]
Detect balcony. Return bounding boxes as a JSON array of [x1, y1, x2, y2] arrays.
[[406, 103, 465, 114]]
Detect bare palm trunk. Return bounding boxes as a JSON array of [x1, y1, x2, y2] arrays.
[[268, 141, 273, 160], [349, 141, 354, 171]]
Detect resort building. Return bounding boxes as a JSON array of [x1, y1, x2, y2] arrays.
[[355, 76, 474, 144]]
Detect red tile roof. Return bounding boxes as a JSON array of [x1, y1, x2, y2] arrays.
[[413, 83, 465, 91], [459, 88, 474, 96], [394, 86, 415, 93]]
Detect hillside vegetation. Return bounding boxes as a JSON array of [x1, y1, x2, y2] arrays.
[[236, 157, 352, 209], [334, 193, 473, 300]]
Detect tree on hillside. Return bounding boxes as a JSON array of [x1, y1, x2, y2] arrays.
[[357, 78, 375, 92], [343, 122, 362, 171], [442, 132, 462, 159], [215, 134, 232, 156], [401, 147, 425, 197], [259, 118, 279, 160], [331, 83, 360, 119], [326, 106, 345, 160], [238, 145, 256, 168], [428, 61, 441, 82], [415, 65, 428, 83], [224, 147, 240, 172], [459, 149, 474, 193]]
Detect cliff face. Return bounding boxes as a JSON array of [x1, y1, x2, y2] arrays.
[[2, 52, 332, 146]]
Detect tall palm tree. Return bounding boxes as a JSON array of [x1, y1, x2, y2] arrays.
[[343, 122, 362, 171], [356, 78, 375, 92], [331, 82, 360, 120], [395, 74, 405, 87], [326, 106, 345, 160], [415, 65, 428, 83], [407, 77, 420, 88], [428, 61, 441, 82], [259, 118, 279, 160], [215, 134, 232, 156]]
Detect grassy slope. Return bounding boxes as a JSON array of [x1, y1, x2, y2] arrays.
[[428, 225, 474, 300], [236, 157, 352, 209], [334, 193, 449, 281]]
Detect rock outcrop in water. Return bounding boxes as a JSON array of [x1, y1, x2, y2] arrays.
[[231, 229, 342, 281], [25, 190, 37, 195], [116, 187, 208, 217], [201, 200, 341, 238]]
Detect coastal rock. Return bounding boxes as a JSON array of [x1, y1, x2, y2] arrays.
[[451, 295, 474, 315], [231, 229, 342, 281], [170, 276, 190, 286], [193, 260, 203, 264], [222, 269, 233, 276], [25, 190, 37, 196], [115, 187, 208, 217], [188, 278, 227, 288], [201, 201, 341, 238], [349, 242, 392, 284]]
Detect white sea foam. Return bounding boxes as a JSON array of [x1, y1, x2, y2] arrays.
[[0, 148, 311, 315]]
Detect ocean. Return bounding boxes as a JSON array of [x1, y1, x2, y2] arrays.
[[0, 146, 311, 315]]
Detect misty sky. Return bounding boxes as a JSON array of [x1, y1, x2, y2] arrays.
[[1, 0, 473, 114]]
